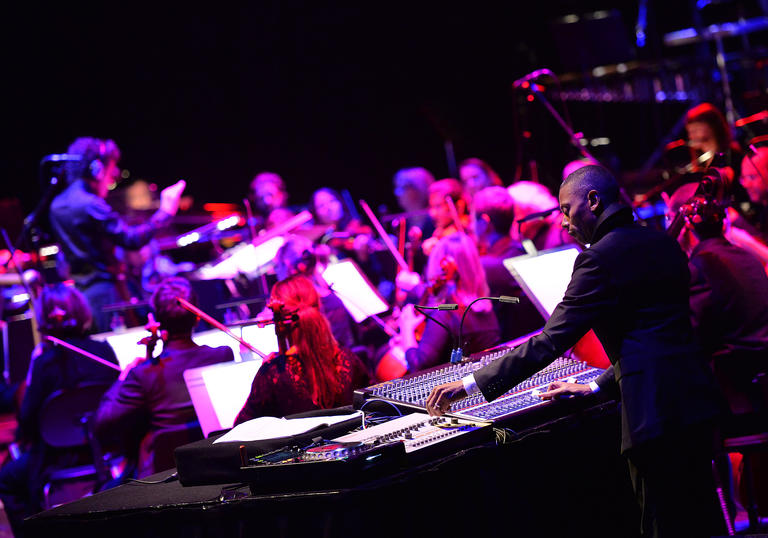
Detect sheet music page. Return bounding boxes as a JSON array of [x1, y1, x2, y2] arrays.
[[213, 411, 363, 443]]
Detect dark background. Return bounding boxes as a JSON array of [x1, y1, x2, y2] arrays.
[[3, 1, 767, 240]]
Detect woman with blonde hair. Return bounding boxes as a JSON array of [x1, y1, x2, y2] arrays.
[[388, 233, 499, 378], [235, 274, 369, 422]]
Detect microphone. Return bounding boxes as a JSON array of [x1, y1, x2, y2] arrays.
[[40, 154, 83, 163], [516, 206, 560, 224], [414, 303, 458, 352], [452, 296, 520, 363], [512, 68, 554, 89], [415, 303, 458, 311]]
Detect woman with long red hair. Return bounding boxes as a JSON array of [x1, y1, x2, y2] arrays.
[[235, 275, 370, 423]]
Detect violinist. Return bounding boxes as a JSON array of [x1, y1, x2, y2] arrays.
[[247, 171, 290, 232], [310, 187, 395, 293], [274, 234, 357, 348], [459, 157, 504, 198], [421, 178, 470, 256], [392, 233, 499, 375], [0, 283, 119, 537], [473, 186, 544, 341], [393, 167, 436, 239], [235, 274, 370, 423], [94, 276, 233, 480]]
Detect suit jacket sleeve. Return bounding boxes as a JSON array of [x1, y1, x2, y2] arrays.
[[87, 196, 171, 250], [474, 248, 617, 401]]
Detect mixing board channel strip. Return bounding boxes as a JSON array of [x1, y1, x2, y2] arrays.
[[355, 347, 606, 426]]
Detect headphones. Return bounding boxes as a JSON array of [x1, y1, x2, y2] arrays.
[[85, 140, 108, 180]]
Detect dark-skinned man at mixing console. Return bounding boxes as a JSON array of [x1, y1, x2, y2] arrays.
[[426, 165, 726, 538]]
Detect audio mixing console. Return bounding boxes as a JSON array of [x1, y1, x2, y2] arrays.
[[355, 343, 605, 427], [240, 413, 492, 493]]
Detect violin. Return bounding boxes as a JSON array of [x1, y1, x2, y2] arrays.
[[375, 256, 458, 382], [138, 313, 166, 365]]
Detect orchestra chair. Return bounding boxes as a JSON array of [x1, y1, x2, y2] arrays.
[[144, 424, 204, 475], [37, 383, 119, 509], [716, 370, 768, 533]]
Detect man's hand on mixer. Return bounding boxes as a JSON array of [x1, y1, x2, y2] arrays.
[[426, 381, 467, 416], [538, 381, 591, 400]]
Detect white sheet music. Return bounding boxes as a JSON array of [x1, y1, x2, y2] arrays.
[[213, 411, 363, 443]]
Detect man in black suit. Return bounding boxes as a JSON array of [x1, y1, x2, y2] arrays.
[[427, 165, 725, 537]]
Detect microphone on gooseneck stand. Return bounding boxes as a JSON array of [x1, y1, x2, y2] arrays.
[[414, 303, 458, 353], [451, 296, 520, 363]]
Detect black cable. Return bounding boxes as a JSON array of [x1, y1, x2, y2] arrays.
[[125, 471, 179, 485]]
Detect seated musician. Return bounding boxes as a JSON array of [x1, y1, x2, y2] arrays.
[[0, 283, 119, 537], [421, 178, 470, 256], [94, 276, 233, 479], [473, 186, 544, 341], [393, 166, 435, 236], [459, 157, 503, 198], [274, 234, 357, 348], [674, 193, 768, 519], [738, 146, 768, 243], [247, 171, 290, 231], [507, 180, 571, 251], [49, 137, 186, 332], [393, 233, 500, 375], [234, 275, 370, 423], [684, 103, 743, 179]]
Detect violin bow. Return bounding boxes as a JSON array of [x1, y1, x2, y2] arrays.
[[359, 200, 409, 273]]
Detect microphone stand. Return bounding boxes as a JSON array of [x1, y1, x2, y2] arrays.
[[519, 82, 643, 222], [453, 296, 519, 363]]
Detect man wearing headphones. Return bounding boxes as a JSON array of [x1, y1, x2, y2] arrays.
[[49, 137, 185, 332]]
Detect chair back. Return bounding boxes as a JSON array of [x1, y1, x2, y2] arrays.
[[38, 383, 113, 448], [147, 425, 204, 474]]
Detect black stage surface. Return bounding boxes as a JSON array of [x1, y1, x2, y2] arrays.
[[26, 401, 639, 538]]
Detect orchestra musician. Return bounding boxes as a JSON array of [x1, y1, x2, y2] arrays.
[[458, 157, 504, 198], [234, 274, 370, 423], [674, 193, 768, 520], [94, 276, 234, 480], [427, 165, 726, 537], [473, 186, 544, 341], [0, 283, 119, 538], [392, 167, 435, 236], [273, 234, 358, 349], [738, 146, 768, 242], [247, 171, 290, 232], [388, 232, 499, 377], [49, 137, 186, 332], [421, 178, 470, 256], [684, 103, 743, 178], [507, 180, 572, 251]]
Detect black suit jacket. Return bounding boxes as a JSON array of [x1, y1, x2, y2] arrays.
[[474, 205, 723, 452]]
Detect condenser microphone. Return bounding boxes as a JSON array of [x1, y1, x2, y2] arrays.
[[452, 296, 519, 363], [516, 206, 560, 224]]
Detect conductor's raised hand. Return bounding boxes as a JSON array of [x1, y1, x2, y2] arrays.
[[538, 381, 592, 400], [160, 179, 187, 216], [426, 380, 466, 416]]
